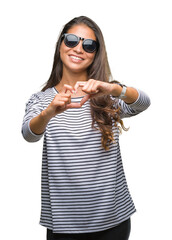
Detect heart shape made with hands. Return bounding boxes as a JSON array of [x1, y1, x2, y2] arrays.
[[63, 81, 100, 107]]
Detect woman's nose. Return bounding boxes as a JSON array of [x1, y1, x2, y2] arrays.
[[73, 41, 84, 53]]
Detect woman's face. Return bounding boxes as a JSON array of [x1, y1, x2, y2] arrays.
[[60, 24, 96, 75]]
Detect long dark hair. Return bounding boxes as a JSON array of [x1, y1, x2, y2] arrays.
[[42, 16, 125, 150]]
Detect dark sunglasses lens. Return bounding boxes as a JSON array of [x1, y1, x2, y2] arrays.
[[64, 34, 78, 48], [83, 39, 97, 53]]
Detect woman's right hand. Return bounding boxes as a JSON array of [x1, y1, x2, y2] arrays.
[[45, 92, 72, 118], [43, 84, 82, 119], [30, 84, 83, 135]]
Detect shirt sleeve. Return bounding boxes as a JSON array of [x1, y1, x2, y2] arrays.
[[22, 93, 44, 142], [117, 89, 151, 119]]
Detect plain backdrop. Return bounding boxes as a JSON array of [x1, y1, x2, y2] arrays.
[[0, 0, 172, 239]]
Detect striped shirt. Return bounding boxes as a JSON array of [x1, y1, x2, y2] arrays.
[[22, 87, 150, 233]]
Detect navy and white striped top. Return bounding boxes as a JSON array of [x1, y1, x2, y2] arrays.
[[22, 87, 150, 233]]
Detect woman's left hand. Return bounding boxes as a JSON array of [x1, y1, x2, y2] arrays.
[[74, 79, 116, 105], [74, 79, 139, 105]]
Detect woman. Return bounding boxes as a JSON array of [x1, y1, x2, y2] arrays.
[[22, 16, 150, 240]]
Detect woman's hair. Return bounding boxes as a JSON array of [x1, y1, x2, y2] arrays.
[[42, 16, 126, 150]]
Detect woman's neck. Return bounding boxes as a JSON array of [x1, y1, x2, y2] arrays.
[[61, 70, 88, 86], [55, 70, 88, 97]]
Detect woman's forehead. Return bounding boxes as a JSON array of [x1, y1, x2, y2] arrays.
[[67, 24, 96, 40]]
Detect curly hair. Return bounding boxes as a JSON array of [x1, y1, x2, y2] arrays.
[[42, 16, 127, 150]]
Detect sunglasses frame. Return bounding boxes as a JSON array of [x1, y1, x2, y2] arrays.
[[62, 33, 98, 53]]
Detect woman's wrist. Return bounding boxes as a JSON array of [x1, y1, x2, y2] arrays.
[[110, 83, 123, 97], [41, 108, 53, 122], [109, 83, 139, 103], [30, 109, 52, 135]]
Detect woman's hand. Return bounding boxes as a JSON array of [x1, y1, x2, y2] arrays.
[[74, 79, 118, 105], [74, 79, 139, 105], [45, 84, 82, 118], [29, 84, 82, 135]]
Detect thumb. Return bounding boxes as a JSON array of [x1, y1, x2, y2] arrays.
[[80, 94, 91, 106]]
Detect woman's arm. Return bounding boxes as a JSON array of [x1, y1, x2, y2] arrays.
[[75, 79, 140, 105], [22, 85, 82, 141], [110, 84, 139, 104], [29, 109, 52, 135], [74, 79, 150, 117]]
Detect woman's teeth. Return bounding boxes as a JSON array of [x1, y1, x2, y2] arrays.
[[70, 56, 83, 60]]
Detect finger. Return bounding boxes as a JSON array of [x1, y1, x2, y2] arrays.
[[62, 84, 74, 94], [57, 101, 66, 109], [62, 97, 71, 104], [54, 95, 71, 105], [80, 94, 91, 105], [82, 84, 99, 94], [74, 81, 87, 92], [82, 79, 94, 91], [90, 81, 100, 93], [66, 102, 82, 109], [82, 79, 100, 94], [89, 89, 99, 94]]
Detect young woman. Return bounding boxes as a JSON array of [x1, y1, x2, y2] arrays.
[[22, 16, 150, 240]]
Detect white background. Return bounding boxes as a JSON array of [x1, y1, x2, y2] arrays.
[[0, 0, 172, 239]]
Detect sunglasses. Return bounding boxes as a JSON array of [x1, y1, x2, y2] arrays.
[[62, 33, 98, 53]]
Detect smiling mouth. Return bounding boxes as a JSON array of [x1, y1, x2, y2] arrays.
[[69, 55, 84, 61]]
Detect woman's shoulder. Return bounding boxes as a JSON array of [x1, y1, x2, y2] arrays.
[[26, 87, 55, 107], [42, 87, 56, 97], [32, 87, 55, 100]]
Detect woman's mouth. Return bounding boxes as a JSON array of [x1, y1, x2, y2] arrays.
[[69, 55, 84, 62]]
